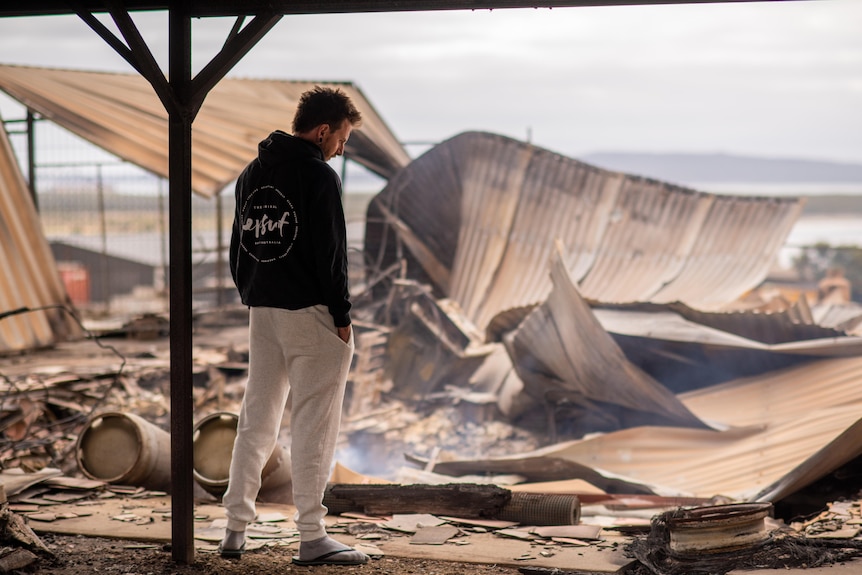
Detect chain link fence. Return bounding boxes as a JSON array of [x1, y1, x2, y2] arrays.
[[4, 113, 238, 318]]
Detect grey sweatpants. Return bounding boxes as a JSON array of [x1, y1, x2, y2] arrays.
[[223, 305, 354, 541]]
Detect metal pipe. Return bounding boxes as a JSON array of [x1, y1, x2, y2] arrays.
[[158, 177, 168, 296], [498, 492, 581, 526], [26, 109, 37, 210], [215, 191, 224, 309], [96, 164, 110, 313]]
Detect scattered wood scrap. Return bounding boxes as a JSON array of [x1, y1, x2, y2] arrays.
[[0, 484, 52, 573]]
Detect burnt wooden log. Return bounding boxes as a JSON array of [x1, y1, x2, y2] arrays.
[[324, 483, 512, 518], [324, 483, 581, 525]]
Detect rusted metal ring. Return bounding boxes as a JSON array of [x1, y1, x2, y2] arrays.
[[667, 502, 773, 557]]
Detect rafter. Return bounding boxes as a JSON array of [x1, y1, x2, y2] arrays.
[[1, 0, 806, 18], [189, 12, 282, 117]]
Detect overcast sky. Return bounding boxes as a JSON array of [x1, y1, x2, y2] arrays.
[[1, 1, 861, 165]]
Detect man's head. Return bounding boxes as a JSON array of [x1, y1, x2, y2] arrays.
[[292, 86, 362, 161]]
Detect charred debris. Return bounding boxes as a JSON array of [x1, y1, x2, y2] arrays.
[[2, 131, 862, 572]]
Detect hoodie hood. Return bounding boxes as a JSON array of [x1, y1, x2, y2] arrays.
[[258, 130, 323, 166]]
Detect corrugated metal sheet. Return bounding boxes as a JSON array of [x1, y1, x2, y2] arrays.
[[595, 303, 862, 397], [421, 355, 862, 502], [365, 131, 804, 330], [0, 64, 410, 197], [592, 307, 862, 357], [505, 241, 706, 430], [813, 303, 862, 336], [0, 111, 81, 352], [661, 299, 824, 344], [649, 196, 803, 305]]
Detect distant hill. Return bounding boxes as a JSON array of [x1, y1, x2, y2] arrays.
[[580, 152, 862, 185], [798, 195, 862, 216]]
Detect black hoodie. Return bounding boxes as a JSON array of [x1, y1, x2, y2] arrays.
[[229, 130, 351, 327]]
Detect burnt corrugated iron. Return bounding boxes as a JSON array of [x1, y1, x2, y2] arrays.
[[365, 131, 804, 331], [422, 355, 862, 502], [504, 242, 707, 431], [593, 300, 849, 348], [652, 299, 836, 345], [589, 299, 862, 393], [813, 303, 862, 336], [620, 307, 862, 356], [0, 112, 81, 352], [0, 64, 410, 196]]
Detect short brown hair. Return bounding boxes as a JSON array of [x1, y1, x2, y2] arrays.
[[292, 86, 362, 134]]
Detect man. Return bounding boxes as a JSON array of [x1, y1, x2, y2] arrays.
[[219, 86, 367, 566]]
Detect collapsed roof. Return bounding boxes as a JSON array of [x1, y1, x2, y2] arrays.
[[390, 244, 862, 502], [504, 242, 708, 431], [420, 353, 862, 503], [365, 131, 805, 331], [360, 131, 862, 505]]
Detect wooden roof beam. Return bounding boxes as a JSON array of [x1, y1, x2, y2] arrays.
[[0, 0, 807, 18]]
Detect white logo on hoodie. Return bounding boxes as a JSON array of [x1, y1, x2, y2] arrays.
[[239, 185, 299, 263]]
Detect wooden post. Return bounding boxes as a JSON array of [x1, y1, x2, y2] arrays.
[[168, 4, 195, 565]]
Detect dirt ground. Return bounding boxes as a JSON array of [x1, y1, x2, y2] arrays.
[[34, 533, 525, 575]]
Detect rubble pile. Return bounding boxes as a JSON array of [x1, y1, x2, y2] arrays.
[[792, 500, 862, 540], [0, 322, 248, 477], [0, 364, 135, 475], [3, 130, 862, 572]]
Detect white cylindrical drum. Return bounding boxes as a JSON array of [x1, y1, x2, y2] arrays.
[[76, 411, 172, 492], [192, 411, 292, 502]]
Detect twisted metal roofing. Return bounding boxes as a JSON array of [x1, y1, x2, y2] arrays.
[[505, 242, 707, 430], [592, 306, 862, 357], [0, 64, 410, 197], [813, 303, 862, 336], [0, 110, 81, 353], [420, 355, 862, 502], [366, 131, 804, 330]]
